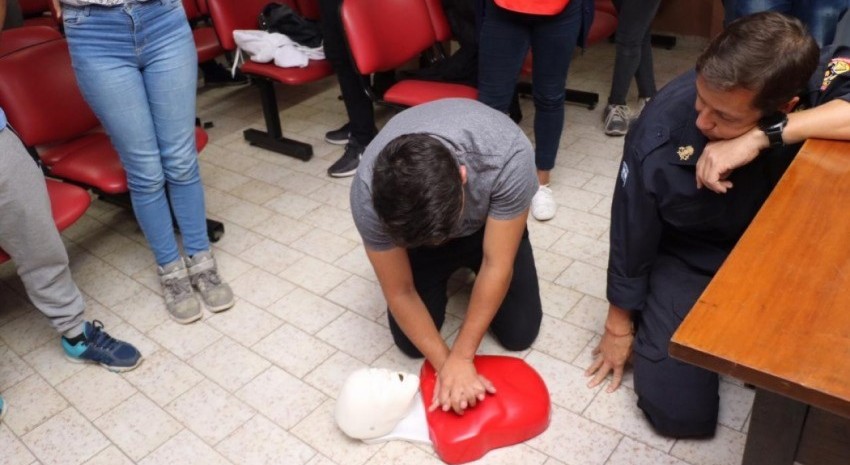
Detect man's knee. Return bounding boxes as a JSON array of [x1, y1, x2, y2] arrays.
[[633, 353, 719, 438]]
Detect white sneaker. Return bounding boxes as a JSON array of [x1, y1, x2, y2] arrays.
[[531, 185, 557, 221]]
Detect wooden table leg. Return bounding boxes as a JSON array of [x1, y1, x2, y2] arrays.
[[742, 389, 808, 465]]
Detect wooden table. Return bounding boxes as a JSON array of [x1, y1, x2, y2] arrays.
[[669, 138, 850, 465]]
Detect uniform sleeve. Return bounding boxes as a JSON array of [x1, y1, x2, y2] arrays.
[[489, 129, 538, 220], [808, 12, 850, 106], [606, 138, 664, 312], [350, 176, 396, 251]]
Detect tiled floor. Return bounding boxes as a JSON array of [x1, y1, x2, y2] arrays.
[[0, 37, 759, 465]]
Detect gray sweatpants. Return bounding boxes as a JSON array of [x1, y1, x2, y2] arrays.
[[0, 128, 85, 337]]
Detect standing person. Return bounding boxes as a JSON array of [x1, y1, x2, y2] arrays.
[[318, 0, 378, 178], [352, 98, 543, 415], [585, 12, 850, 437], [602, 0, 661, 136], [57, 0, 234, 323], [0, 0, 142, 420], [477, 0, 592, 221]]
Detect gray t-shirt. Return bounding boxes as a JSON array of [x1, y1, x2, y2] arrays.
[[351, 98, 538, 251]]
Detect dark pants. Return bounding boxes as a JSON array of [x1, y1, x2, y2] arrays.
[[477, 0, 582, 171], [317, 0, 376, 146], [632, 255, 719, 438], [607, 0, 660, 105], [388, 228, 543, 357]]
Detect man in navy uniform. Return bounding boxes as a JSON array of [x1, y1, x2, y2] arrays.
[[586, 12, 850, 437]]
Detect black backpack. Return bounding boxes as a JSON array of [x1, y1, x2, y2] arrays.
[[258, 2, 323, 48]]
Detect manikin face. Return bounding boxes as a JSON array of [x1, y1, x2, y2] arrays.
[[694, 75, 762, 141], [335, 368, 420, 440]]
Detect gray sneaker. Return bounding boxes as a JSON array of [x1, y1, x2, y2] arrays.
[[187, 251, 235, 312], [603, 104, 631, 137], [158, 259, 202, 324]]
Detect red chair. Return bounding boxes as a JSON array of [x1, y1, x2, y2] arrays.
[[206, 0, 333, 161], [0, 179, 92, 264], [0, 38, 224, 241], [519, 5, 618, 109], [0, 25, 62, 58], [340, 0, 477, 109], [182, 0, 226, 63], [19, 0, 59, 29]]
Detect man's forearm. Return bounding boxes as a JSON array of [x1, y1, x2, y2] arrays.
[[387, 291, 451, 368], [605, 304, 633, 335], [451, 258, 512, 359], [784, 99, 850, 144]]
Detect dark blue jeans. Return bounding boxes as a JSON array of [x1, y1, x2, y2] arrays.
[[477, 0, 582, 172], [733, 0, 848, 46], [608, 0, 661, 105]]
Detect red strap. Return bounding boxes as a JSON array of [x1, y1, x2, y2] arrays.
[[493, 0, 570, 15]]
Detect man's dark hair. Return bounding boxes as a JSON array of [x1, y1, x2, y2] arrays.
[[695, 12, 819, 115], [372, 133, 463, 248]]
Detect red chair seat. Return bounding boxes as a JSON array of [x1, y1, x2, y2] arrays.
[[595, 0, 616, 16], [48, 137, 128, 195], [39, 132, 110, 166], [384, 80, 478, 107], [22, 16, 58, 30], [240, 59, 333, 85], [0, 26, 62, 58], [0, 179, 91, 264], [193, 27, 225, 63]]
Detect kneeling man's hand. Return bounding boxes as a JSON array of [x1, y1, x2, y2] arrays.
[[586, 305, 633, 393], [430, 353, 496, 415]]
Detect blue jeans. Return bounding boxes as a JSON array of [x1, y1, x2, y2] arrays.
[[734, 0, 848, 46], [478, 0, 582, 172], [63, 0, 208, 266], [608, 0, 661, 105]]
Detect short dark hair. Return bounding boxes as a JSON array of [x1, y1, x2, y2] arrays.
[[695, 12, 819, 115], [372, 133, 463, 248]]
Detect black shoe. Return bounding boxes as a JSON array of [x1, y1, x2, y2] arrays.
[[327, 142, 363, 178], [325, 123, 351, 145], [201, 61, 249, 88]]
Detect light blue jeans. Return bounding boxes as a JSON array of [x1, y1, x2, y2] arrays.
[[63, 0, 208, 266], [733, 0, 848, 46]]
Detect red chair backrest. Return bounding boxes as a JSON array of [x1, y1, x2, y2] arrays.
[[341, 0, 437, 75], [207, 0, 300, 51], [182, 0, 202, 20], [295, 0, 320, 20], [0, 26, 62, 58], [424, 0, 452, 42], [0, 39, 100, 147], [196, 0, 210, 15]]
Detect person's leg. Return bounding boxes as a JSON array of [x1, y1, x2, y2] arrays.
[[794, 0, 846, 47], [632, 256, 719, 438], [0, 130, 142, 371], [477, 0, 530, 114], [733, 0, 791, 18], [0, 130, 85, 338], [608, 0, 661, 105], [486, 229, 542, 350], [63, 2, 201, 322]]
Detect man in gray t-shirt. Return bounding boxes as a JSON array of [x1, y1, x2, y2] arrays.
[[351, 98, 542, 416]]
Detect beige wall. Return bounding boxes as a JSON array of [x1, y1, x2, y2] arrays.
[[651, 0, 726, 38]]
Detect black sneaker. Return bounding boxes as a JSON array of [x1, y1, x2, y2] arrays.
[[324, 123, 351, 145], [200, 61, 249, 88], [327, 142, 363, 178]]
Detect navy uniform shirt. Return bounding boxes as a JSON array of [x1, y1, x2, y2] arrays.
[[607, 44, 850, 313]]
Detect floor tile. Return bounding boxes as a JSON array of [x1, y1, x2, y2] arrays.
[[290, 228, 358, 264], [55, 365, 137, 422], [205, 300, 283, 347], [123, 349, 203, 407], [534, 315, 596, 364], [236, 366, 326, 429], [316, 312, 393, 364], [81, 445, 134, 465], [0, 423, 37, 465], [291, 400, 383, 465], [229, 267, 295, 308], [279, 256, 350, 296], [324, 275, 386, 321], [3, 374, 68, 436], [718, 381, 755, 431], [304, 351, 368, 398], [166, 380, 255, 444], [583, 385, 676, 452], [607, 437, 691, 465], [670, 424, 747, 465], [253, 323, 335, 377], [148, 320, 222, 361], [93, 393, 182, 461], [266, 288, 345, 334], [0, 311, 58, 357], [189, 336, 271, 392], [138, 430, 231, 465], [240, 238, 305, 275], [524, 351, 600, 414], [22, 341, 86, 387], [525, 405, 621, 465], [0, 344, 35, 391], [22, 408, 109, 465], [216, 415, 316, 465]]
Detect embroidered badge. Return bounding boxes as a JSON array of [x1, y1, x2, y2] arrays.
[[677, 145, 694, 161], [821, 57, 850, 91], [620, 161, 629, 187]]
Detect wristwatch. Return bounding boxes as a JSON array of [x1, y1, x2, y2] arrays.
[[758, 113, 788, 148]]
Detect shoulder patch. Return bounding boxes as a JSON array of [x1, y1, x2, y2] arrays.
[[821, 57, 850, 91]]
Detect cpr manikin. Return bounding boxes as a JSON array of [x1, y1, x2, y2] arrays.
[[335, 356, 551, 464]]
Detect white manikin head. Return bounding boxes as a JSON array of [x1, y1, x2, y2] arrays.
[[335, 368, 420, 439]]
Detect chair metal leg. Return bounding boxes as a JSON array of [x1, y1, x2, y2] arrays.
[[244, 77, 313, 161]]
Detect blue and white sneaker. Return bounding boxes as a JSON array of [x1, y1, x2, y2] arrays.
[[0, 394, 7, 421], [61, 321, 142, 373]]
